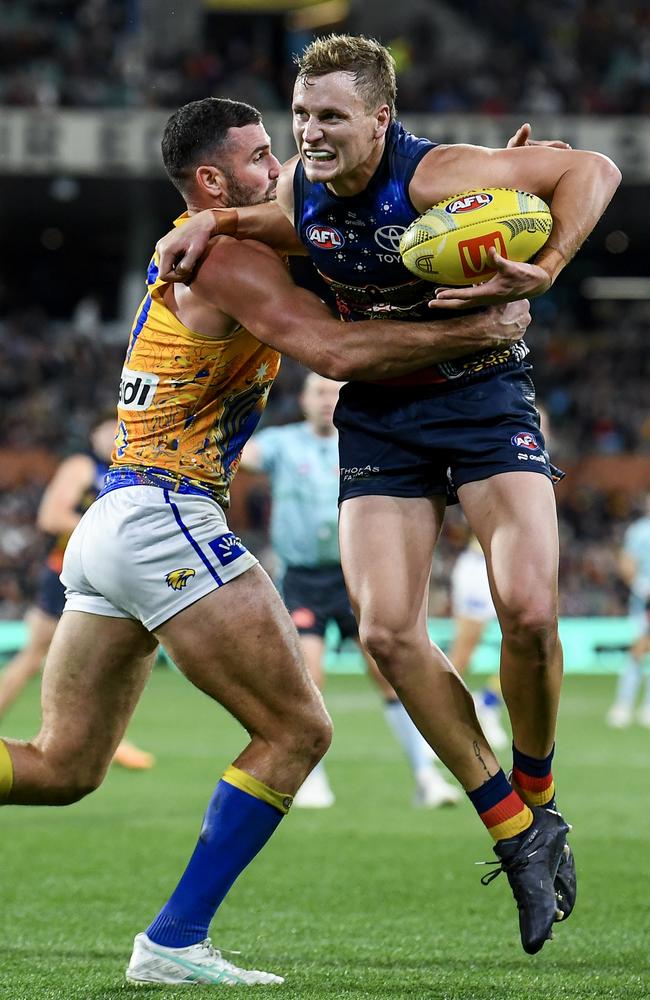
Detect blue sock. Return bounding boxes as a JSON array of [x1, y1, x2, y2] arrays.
[[146, 775, 286, 948]]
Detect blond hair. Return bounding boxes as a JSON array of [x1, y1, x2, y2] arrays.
[[294, 34, 397, 119]]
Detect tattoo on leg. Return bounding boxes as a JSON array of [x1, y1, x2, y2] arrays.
[[473, 740, 496, 781]]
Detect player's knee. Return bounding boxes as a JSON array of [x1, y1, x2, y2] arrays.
[[31, 744, 107, 804], [358, 621, 420, 675], [54, 775, 102, 805], [296, 700, 333, 766], [501, 603, 558, 658], [281, 696, 332, 768]]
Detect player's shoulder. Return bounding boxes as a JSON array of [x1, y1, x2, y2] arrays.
[[47, 452, 95, 490], [57, 452, 95, 475], [280, 155, 300, 181], [278, 156, 299, 212]]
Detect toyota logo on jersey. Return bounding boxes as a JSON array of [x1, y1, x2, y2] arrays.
[[511, 431, 540, 450], [306, 224, 345, 249], [374, 225, 407, 252]]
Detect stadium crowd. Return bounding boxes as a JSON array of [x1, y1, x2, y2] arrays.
[[1, 0, 649, 114], [0, 299, 646, 620]]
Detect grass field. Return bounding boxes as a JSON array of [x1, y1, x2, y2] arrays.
[[0, 669, 648, 1000]]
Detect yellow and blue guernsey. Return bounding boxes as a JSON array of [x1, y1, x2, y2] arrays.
[[106, 214, 280, 508]]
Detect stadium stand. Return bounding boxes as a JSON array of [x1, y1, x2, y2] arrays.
[[2, 0, 649, 113]]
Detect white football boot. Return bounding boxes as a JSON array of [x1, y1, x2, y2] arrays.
[[413, 766, 462, 808], [606, 703, 633, 728], [125, 933, 284, 986]]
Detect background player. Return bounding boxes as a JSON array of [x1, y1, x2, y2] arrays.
[[241, 371, 460, 808], [0, 415, 153, 770], [448, 533, 508, 750], [153, 35, 620, 952], [0, 97, 532, 986], [606, 493, 650, 728]]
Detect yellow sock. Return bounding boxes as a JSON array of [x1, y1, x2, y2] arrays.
[[0, 739, 14, 802], [222, 765, 293, 814]]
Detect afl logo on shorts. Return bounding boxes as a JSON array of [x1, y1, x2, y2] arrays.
[[306, 224, 345, 249], [511, 431, 540, 450], [445, 193, 493, 214]]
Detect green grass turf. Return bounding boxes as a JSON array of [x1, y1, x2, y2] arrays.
[[0, 670, 648, 999]]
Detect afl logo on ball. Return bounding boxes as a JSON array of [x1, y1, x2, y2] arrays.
[[445, 193, 494, 214], [306, 224, 345, 249], [511, 431, 539, 450]]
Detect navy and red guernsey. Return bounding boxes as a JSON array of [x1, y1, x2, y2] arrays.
[[293, 120, 529, 386]]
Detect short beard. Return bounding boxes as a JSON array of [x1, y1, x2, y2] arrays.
[[221, 167, 273, 209]]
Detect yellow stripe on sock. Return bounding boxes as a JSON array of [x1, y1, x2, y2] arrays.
[[0, 739, 14, 802], [222, 765, 293, 815], [490, 805, 533, 842], [512, 777, 556, 807]]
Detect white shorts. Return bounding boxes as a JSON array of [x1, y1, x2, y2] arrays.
[[61, 486, 258, 630], [451, 549, 496, 623]]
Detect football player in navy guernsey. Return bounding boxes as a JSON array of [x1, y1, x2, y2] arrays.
[[157, 34, 619, 954]]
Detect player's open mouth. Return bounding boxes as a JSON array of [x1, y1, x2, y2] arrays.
[[304, 150, 336, 161]]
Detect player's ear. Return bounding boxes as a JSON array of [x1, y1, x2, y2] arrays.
[[374, 104, 391, 139], [195, 164, 226, 201]]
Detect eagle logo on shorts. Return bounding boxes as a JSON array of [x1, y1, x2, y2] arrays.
[[165, 568, 196, 591]]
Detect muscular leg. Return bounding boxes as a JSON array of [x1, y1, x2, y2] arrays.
[[0, 607, 57, 719], [339, 494, 499, 789], [459, 473, 561, 758], [155, 564, 331, 793], [137, 564, 331, 956], [3, 611, 157, 804], [284, 632, 334, 807]]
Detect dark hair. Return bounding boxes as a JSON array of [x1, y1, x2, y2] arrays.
[[294, 34, 397, 119], [161, 97, 262, 195]]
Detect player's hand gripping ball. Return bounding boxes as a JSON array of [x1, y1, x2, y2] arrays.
[[399, 189, 552, 286]]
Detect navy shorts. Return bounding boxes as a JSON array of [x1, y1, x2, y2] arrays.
[[335, 367, 557, 503], [281, 564, 358, 640], [34, 565, 66, 618]]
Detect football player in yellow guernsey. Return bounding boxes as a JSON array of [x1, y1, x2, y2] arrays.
[[157, 37, 620, 955], [0, 97, 532, 988]]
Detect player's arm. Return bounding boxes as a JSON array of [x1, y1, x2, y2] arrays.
[[618, 551, 638, 590], [189, 238, 531, 381], [410, 142, 621, 308], [156, 159, 304, 281], [36, 454, 95, 534], [238, 439, 264, 473]]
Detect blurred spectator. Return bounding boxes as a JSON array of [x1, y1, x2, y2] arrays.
[[1, 0, 649, 113]]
